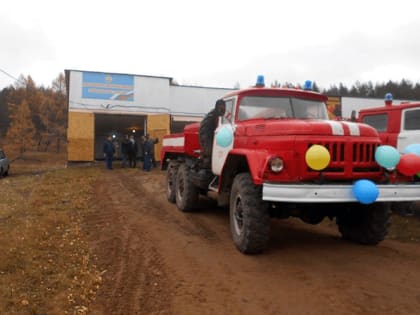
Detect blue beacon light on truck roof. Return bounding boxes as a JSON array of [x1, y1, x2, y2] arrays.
[[254, 76, 313, 90], [255, 75, 265, 87], [385, 93, 393, 106], [303, 80, 313, 90]]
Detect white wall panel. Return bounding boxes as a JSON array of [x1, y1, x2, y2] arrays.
[[169, 85, 233, 117], [67, 70, 233, 117]]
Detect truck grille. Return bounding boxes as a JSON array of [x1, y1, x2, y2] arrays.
[[352, 142, 376, 162], [307, 141, 380, 174]]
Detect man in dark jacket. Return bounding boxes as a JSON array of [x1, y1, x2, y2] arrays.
[[149, 136, 159, 168], [121, 134, 130, 168], [142, 134, 153, 172], [103, 135, 115, 170], [199, 99, 226, 168], [128, 135, 138, 168]]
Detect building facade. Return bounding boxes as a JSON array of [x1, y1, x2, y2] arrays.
[[65, 70, 234, 161]]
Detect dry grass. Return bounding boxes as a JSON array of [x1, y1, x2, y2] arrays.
[[6, 150, 68, 176], [0, 154, 102, 314]]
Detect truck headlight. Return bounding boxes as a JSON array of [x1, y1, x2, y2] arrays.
[[269, 157, 284, 173]]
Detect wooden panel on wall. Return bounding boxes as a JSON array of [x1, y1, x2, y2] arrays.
[[147, 114, 170, 162], [67, 111, 95, 161]]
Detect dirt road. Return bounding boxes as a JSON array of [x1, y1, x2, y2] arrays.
[[83, 168, 420, 315]]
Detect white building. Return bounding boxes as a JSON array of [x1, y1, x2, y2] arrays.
[[65, 69, 234, 161]]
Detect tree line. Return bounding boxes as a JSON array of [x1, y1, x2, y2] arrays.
[[323, 79, 420, 100], [272, 79, 420, 100], [0, 73, 67, 156]]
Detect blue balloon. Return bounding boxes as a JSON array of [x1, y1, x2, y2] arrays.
[[403, 143, 420, 156], [216, 126, 233, 147], [375, 145, 400, 168], [352, 179, 379, 204]]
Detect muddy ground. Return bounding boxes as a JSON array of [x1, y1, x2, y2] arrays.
[[83, 167, 420, 315]]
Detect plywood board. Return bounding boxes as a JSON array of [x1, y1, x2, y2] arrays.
[[67, 111, 95, 161]]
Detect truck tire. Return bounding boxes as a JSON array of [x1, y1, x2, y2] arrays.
[[175, 163, 199, 212], [230, 173, 270, 254], [336, 202, 391, 245], [166, 161, 178, 203]]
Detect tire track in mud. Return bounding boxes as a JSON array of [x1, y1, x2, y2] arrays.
[[85, 169, 244, 314], [119, 170, 223, 242], [83, 170, 173, 315], [116, 171, 239, 306], [84, 168, 420, 315]]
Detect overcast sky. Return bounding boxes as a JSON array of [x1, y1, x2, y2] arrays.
[[1, 0, 420, 91]]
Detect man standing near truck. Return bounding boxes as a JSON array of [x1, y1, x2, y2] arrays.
[[103, 135, 115, 170], [199, 99, 226, 169], [142, 134, 153, 172], [128, 134, 138, 168], [121, 134, 130, 168]]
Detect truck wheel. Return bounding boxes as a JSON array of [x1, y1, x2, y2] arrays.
[[230, 173, 270, 254], [175, 164, 199, 212], [166, 162, 178, 203], [336, 202, 391, 245]]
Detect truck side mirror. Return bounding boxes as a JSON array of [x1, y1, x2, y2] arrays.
[[350, 110, 357, 122]]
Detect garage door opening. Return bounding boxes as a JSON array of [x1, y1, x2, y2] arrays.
[[94, 113, 146, 160]]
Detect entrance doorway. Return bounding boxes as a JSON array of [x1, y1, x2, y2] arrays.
[[94, 113, 146, 160]]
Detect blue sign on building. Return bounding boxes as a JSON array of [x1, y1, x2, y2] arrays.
[[82, 72, 134, 101]]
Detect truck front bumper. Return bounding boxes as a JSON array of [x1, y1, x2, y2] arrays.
[[262, 183, 420, 203]]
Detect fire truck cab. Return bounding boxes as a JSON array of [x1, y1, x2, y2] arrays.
[[357, 93, 420, 153]]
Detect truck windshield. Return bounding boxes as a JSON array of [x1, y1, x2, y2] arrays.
[[237, 96, 328, 120]]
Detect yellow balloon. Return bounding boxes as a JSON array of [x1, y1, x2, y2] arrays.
[[305, 145, 331, 171]]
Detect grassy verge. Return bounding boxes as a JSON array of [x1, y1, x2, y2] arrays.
[[6, 150, 68, 176], [0, 166, 101, 314]]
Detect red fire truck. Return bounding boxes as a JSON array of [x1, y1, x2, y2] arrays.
[[161, 79, 420, 254], [356, 93, 420, 215], [357, 93, 420, 153]]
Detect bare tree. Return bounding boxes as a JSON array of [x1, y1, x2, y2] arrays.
[[6, 99, 36, 157]]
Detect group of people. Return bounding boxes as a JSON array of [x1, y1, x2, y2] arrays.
[[103, 134, 158, 171], [103, 98, 226, 172]]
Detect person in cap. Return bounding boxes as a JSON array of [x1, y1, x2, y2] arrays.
[[103, 135, 116, 170], [199, 99, 226, 169]]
